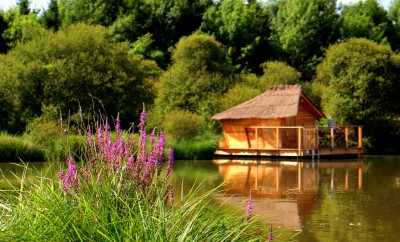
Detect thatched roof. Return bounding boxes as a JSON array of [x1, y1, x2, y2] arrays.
[[212, 85, 323, 120]]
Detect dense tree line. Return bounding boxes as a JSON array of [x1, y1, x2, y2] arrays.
[[1, 0, 400, 152]]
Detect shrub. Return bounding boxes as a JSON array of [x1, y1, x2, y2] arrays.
[[221, 84, 260, 110], [163, 109, 205, 140]]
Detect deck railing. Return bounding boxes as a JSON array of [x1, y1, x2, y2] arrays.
[[240, 125, 362, 152]]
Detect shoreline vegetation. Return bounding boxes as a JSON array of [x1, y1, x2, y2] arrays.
[[0, 132, 218, 163], [0, 112, 297, 241]]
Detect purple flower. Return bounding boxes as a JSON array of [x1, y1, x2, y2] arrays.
[[139, 111, 147, 132], [58, 156, 78, 191], [127, 156, 135, 170], [246, 192, 253, 220]]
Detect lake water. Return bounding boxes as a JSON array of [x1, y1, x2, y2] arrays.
[[1, 156, 400, 241], [173, 156, 400, 242]]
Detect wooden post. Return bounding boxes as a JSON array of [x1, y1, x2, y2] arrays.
[[275, 127, 280, 149], [255, 164, 258, 190], [275, 166, 280, 192], [344, 127, 349, 149], [358, 126, 363, 149], [255, 128, 259, 150], [344, 169, 349, 191], [358, 167, 363, 189], [330, 128, 335, 149], [298, 163, 303, 192], [298, 127, 302, 154]]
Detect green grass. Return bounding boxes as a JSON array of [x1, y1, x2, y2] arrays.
[[0, 133, 45, 162], [0, 165, 274, 242]]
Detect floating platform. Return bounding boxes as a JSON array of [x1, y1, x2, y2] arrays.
[[215, 147, 363, 159]]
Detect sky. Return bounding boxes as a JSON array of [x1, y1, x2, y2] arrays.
[[0, 0, 395, 11]]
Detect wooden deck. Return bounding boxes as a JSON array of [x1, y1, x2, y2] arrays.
[[216, 126, 363, 158]]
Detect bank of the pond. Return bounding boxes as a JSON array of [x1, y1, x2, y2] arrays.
[[0, 133, 85, 162], [171, 133, 219, 160], [0, 133, 45, 162], [0, 132, 219, 162]]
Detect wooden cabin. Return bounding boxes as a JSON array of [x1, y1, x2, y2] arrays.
[[212, 85, 363, 158]]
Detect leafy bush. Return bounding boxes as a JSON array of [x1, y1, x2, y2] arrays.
[[163, 109, 205, 140], [0, 23, 160, 132], [220, 84, 260, 110]]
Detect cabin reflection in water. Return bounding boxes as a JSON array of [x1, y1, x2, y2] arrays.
[[213, 159, 363, 230]]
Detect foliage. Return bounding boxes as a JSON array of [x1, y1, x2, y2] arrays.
[[271, 0, 338, 77], [2, 13, 48, 48], [0, 23, 160, 130], [200, 0, 271, 71], [17, 0, 30, 15], [315, 38, 400, 149], [59, 0, 123, 26], [129, 33, 164, 64], [0, 13, 9, 53], [340, 0, 397, 48], [258, 61, 301, 89], [155, 32, 234, 119], [220, 83, 260, 110], [163, 109, 205, 140], [41, 0, 61, 30], [0, 133, 45, 162]]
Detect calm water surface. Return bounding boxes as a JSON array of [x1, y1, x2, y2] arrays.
[[1, 156, 400, 242], [173, 156, 400, 242]]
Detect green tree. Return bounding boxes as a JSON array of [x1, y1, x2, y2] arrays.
[[3, 13, 47, 48], [17, 0, 30, 15], [200, 0, 271, 72], [41, 0, 60, 30], [59, 0, 123, 26], [155, 33, 234, 120], [315, 38, 400, 150], [109, 0, 212, 67], [271, 0, 338, 78], [340, 0, 397, 48], [0, 12, 9, 53], [0, 24, 160, 130]]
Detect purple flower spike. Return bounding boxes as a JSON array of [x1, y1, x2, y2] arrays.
[[139, 111, 147, 131], [246, 192, 253, 220], [58, 156, 78, 191], [268, 224, 273, 241], [166, 148, 174, 178], [127, 156, 135, 170]]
